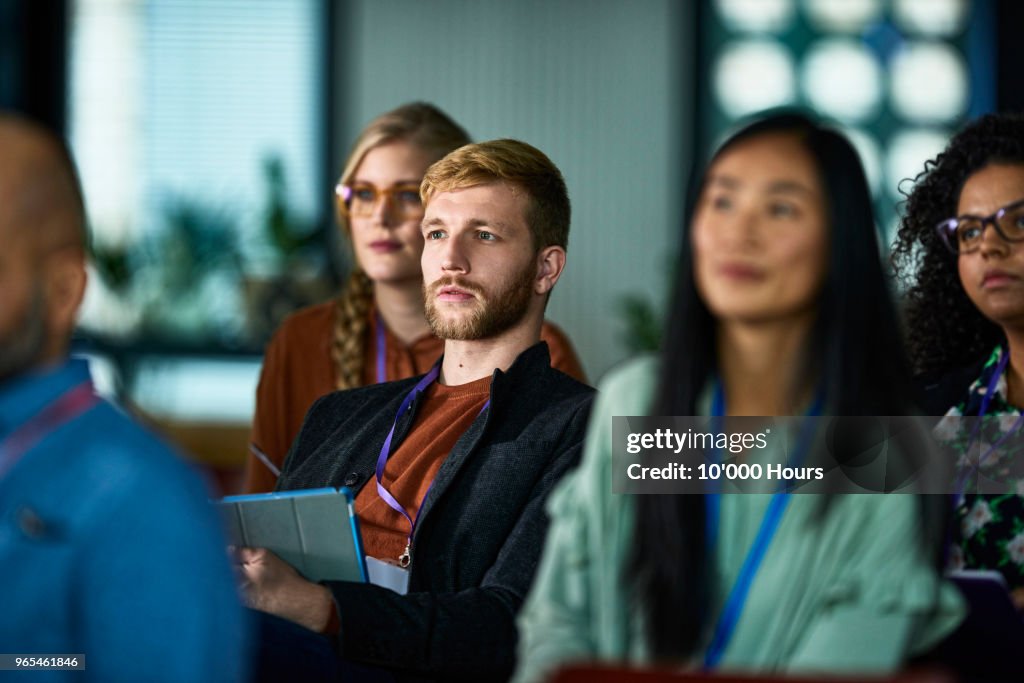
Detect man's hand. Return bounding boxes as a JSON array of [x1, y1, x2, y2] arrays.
[[235, 547, 335, 633]]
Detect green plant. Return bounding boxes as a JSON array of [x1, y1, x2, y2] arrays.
[[90, 241, 134, 294], [616, 293, 662, 353], [263, 155, 320, 259]]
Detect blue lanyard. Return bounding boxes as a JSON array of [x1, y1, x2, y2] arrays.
[[953, 349, 1024, 506], [703, 381, 823, 670], [374, 363, 489, 567]]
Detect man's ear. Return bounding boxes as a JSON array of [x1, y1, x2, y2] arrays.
[[534, 245, 566, 296], [43, 249, 87, 339]]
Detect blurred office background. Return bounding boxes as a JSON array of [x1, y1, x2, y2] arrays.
[[1, 0, 1020, 489]]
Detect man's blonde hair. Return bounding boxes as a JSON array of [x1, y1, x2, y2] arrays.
[[421, 139, 570, 252]]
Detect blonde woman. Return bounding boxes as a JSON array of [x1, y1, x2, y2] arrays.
[[243, 103, 585, 492]]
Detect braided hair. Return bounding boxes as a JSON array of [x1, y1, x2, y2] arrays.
[[331, 103, 470, 389]]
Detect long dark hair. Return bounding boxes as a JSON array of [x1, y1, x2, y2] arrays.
[[891, 113, 1024, 375], [630, 111, 917, 660]]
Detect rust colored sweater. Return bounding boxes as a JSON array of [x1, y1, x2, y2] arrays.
[[242, 301, 586, 493], [354, 375, 490, 563]]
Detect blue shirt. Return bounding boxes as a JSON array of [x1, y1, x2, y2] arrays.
[[0, 359, 249, 682]]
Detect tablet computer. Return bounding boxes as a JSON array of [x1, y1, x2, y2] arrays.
[[218, 487, 368, 583]]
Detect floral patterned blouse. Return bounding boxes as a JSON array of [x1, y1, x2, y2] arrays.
[[935, 346, 1024, 589]]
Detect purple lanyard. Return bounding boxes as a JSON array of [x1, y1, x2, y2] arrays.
[[954, 351, 1024, 505], [375, 311, 387, 384], [0, 381, 98, 481], [374, 365, 489, 567]]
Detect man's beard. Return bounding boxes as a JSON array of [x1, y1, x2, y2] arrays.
[[424, 259, 536, 341], [0, 283, 48, 384]]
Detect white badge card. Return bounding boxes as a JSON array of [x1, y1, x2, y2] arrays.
[[365, 556, 410, 595]]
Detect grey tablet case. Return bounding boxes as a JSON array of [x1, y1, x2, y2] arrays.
[[218, 487, 368, 583]]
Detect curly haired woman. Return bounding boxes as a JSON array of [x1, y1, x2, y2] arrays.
[[892, 112, 1024, 608]]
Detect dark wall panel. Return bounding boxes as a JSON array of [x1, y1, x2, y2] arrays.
[[0, 0, 68, 132]]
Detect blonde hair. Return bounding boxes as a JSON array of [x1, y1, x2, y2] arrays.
[[331, 103, 470, 389], [421, 138, 571, 252]]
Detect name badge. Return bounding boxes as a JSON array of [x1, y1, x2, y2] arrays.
[[366, 556, 410, 595]]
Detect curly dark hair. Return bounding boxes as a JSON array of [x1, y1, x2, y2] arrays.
[[891, 113, 1024, 375]]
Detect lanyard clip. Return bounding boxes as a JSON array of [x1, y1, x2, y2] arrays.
[[399, 543, 412, 568]]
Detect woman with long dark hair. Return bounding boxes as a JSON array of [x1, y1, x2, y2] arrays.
[[513, 112, 962, 680], [892, 112, 1024, 607]]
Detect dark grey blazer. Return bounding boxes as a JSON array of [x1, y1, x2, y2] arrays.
[[277, 342, 595, 682]]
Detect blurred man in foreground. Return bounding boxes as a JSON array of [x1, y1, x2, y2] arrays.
[[0, 113, 248, 682]]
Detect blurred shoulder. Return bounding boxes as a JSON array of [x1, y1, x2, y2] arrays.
[[269, 300, 336, 346], [913, 358, 986, 415], [539, 319, 588, 384], [304, 374, 421, 421], [67, 402, 216, 511], [539, 319, 571, 345], [594, 354, 660, 415]]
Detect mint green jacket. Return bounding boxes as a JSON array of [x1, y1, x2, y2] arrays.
[[513, 357, 964, 682]]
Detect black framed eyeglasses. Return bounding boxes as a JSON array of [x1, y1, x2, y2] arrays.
[[936, 197, 1024, 254]]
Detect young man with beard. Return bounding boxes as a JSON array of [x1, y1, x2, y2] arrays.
[[0, 114, 249, 680], [238, 139, 594, 682]]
